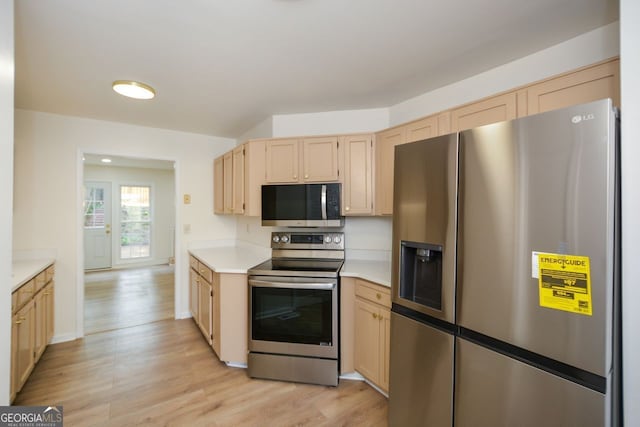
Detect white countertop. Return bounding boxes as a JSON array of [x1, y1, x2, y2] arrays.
[[12, 258, 55, 292], [189, 246, 270, 274], [340, 259, 392, 288]]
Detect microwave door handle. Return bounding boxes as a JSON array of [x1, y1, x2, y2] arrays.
[[321, 184, 327, 220]]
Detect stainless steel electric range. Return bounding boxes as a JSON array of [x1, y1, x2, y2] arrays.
[[247, 231, 344, 387]]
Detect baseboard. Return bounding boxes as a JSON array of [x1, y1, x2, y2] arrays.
[[339, 372, 365, 381], [225, 362, 247, 369], [50, 333, 77, 344], [177, 311, 192, 320]]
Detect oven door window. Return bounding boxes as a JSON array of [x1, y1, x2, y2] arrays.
[[252, 287, 333, 346]]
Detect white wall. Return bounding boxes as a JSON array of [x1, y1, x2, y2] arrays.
[[272, 108, 389, 137], [620, 1, 640, 424], [389, 22, 620, 125], [237, 117, 273, 144], [13, 110, 237, 341], [84, 164, 176, 268], [0, 0, 13, 406]]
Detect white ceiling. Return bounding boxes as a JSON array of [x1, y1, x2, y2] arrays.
[[14, 0, 618, 138]]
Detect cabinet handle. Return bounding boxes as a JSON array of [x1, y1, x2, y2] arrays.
[[304, 174, 309, 179], [15, 317, 25, 325], [293, 175, 298, 180], [345, 206, 350, 212], [376, 293, 381, 300], [372, 313, 378, 320]]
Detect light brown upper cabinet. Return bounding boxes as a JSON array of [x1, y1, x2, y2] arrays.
[[525, 59, 620, 115], [222, 152, 233, 214], [265, 138, 299, 183], [405, 115, 439, 143], [374, 127, 406, 216], [451, 92, 518, 132], [213, 156, 224, 214], [302, 136, 339, 182], [242, 140, 266, 217], [232, 146, 245, 215], [265, 137, 339, 184], [214, 140, 265, 217], [340, 134, 374, 215]]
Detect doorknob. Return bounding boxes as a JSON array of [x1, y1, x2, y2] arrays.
[[105, 230, 111, 234]]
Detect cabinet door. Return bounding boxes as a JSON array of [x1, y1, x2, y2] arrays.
[[302, 137, 339, 182], [223, 152, 233, 214], [198, 280, 213, 345], [232, 145, 245, 215], [354, 298, 381, 384], [15, 300, 34, 393], [44, 282, 54, 344], [405, 115, 438, 143], [213, 156, 224, 214], [340, 134, 373, 215], [243, 140, 266, 217], [526, 59, 620, 115], [374, 127, 406, 215], [380, 307, 391, 392], [265, 139, 299, 183], [211, 276, 221, 357], [451, 92, 517, 132], [10, 308, 18, 402], [34, 290, 46, 361], [189, 269, 199, 320]]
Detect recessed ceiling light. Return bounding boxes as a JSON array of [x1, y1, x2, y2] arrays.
[[101, 158, 112, 163], [112, 80, 156, 100]]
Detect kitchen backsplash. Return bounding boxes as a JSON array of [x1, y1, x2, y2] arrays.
[[235, 215, 392, 255]]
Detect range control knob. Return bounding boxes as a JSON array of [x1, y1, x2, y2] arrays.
[[281, 235, 290, 243], [333, 236, 342, 244], [324, 235, 332, 243], [272, 235, 280, 243]]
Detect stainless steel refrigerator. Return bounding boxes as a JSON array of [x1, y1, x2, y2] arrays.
[[388, 99, 621, 427]]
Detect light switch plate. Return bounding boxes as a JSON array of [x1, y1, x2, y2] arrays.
[[183, 194, 191, 204]]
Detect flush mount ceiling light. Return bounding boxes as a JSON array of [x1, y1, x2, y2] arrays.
[[112, 80, 156, 100], [101, 158, 112, 163]]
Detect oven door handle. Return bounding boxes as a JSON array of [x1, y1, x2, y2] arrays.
[[249, 279, 335, 290]]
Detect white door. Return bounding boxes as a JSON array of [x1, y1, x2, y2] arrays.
[[83, 181, 112, 270]]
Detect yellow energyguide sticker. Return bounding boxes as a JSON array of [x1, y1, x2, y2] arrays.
[[537, 253, 592, 316]]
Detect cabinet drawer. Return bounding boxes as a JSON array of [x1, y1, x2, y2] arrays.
[[198, 262, 213, 283], [189, 255, 199, 271], [35, 271, 47, 292], [355, 279, 391, 308], [11, 291, 17, 314], [45, 265, 55, 283], [16, 280, 36, 311]]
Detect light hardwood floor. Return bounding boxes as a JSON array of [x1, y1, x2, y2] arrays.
[[14, 319, 388, 426], [84, 265, 175, 334]]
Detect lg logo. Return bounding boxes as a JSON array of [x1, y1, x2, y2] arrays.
[[571, 113, 595, 124]]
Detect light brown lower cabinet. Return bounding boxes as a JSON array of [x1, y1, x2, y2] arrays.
[[189, 255, 248, 365], [10, 263, 55, 403], [342, 277, 391, 394], [13, 300, 35, 400]]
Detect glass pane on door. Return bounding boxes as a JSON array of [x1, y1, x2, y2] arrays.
[[84, 186, 105, 228], [120, 185, 151, 259]]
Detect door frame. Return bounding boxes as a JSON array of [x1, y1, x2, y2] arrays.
[[76, 151, 181, 338]]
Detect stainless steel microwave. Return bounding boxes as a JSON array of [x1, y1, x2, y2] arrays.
[[261, 183, 344, 227]]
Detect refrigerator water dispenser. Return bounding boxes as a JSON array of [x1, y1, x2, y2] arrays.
[[399, 240, 443, 310]]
